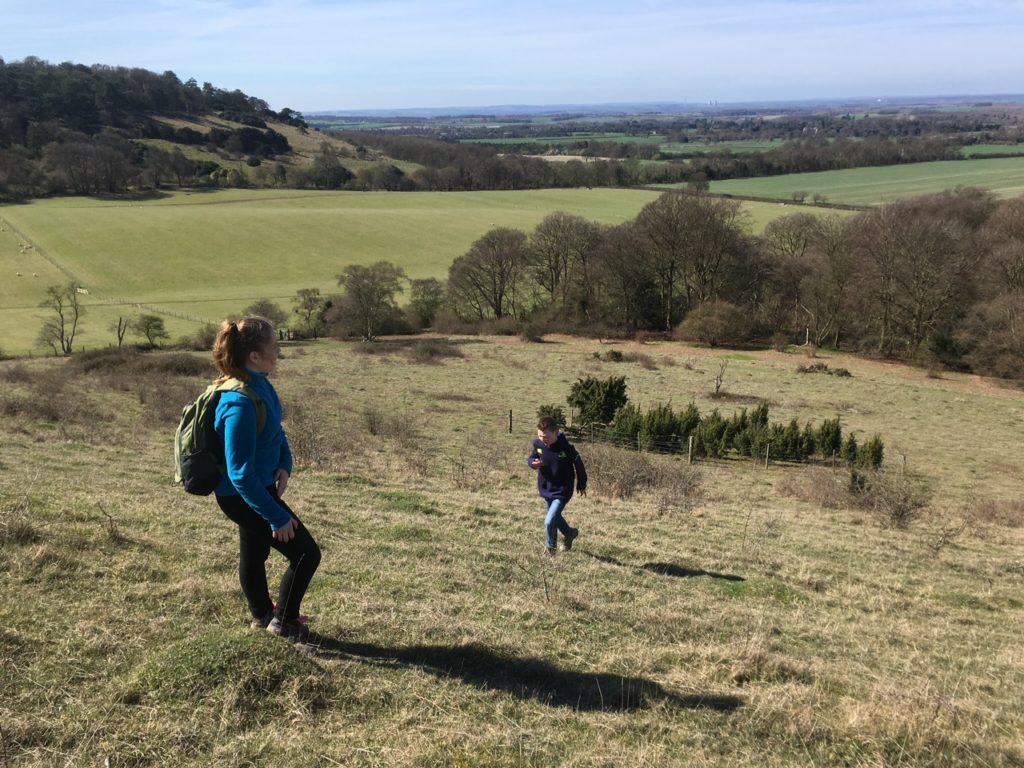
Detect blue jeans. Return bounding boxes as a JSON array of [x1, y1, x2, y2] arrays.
[[544, 498, 572, 550]]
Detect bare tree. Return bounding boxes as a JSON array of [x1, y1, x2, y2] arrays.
[[797, 216, 857, 347], [333, 262, 407, 340], [37, 282, 84, 355], [528, 212, 602, 315], [243, 298, 288, 329], [447, 227, 529, 320], [635, 191, 750, 330], [132, 314, 170, 347], [111, 316, 130, 347], [851, 200, 979, 356], [292, 288, 328, 339]]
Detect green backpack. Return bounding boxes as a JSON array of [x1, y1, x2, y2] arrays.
[[174, 378, 267, 496]]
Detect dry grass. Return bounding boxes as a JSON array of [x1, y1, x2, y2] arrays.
[[1, 337, 1022, 767]]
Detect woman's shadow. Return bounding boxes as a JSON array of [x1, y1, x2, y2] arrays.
[[314, 639, 743, 713]]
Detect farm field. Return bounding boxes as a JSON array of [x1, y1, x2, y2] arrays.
[[0, 189, 838, 356], [1, 336, 1021, 766], [961, 144, 1024, 157], [678, 157, 1024, 205], [464, 134, 787, 155], [0, 188, 658, 355]]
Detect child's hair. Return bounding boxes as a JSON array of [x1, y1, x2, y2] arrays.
[[212, 316, 275, 382], [537, 415, 559, 432]]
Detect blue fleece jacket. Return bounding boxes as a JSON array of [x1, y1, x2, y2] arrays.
[[214, 370, 293, 530], [528, 432, 587, 502]]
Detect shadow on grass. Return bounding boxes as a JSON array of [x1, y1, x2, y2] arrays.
[[316, 639, 743, 713], [579, 552, 746, 583], [95, 189, 175, 202], [641, 562, 746, 582]]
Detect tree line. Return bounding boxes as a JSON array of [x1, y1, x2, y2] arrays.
[[309, 187, 1024, 380], [31, 186, 1023, 381], [0, 57, 304, 200]]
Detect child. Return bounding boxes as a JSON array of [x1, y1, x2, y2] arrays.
[[528, 416, 587, 555], [211, 316, 321, 645]]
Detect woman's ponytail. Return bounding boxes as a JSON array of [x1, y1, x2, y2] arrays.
[[212, 317, 274, 382]]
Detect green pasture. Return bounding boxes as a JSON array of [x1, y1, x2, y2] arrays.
[[0, 188, 657, 354], [662, 139, 788, 155], [654, 156, 1024, 205], [461, 132, 662, 146], [961, 144, 1024, 157], [464, 134, 786, 155], [0, 189, 850, 356]]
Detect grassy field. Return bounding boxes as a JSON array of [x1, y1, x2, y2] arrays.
[[0, 188, 659, 355], [1, 336, 1021, 766], [0, 189, 838, 356], [465, 135, 787, 155], [675, 157, 1024, 205], [961, 144, 1024, 157]]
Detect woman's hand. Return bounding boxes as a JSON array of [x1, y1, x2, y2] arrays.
[[274, 468, 290, 497], [273, 517, 297, 543], [530, 458, 543, 469]]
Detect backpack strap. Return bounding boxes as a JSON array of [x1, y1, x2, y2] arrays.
[[217, 377, 267, 434]]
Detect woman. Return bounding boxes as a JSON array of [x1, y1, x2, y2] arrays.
[[211, 316, 321, 643]]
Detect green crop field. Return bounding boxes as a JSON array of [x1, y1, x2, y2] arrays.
[[461, 132, 664, 146], [0, 189, 839, 357], [2, 337, 1022, 765], [463, 135, 786, 155], [662, 139, 788, 155], [961, 144, 1024, 157], [658, 157, 1024, 206]]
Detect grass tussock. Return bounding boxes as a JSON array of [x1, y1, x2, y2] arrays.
[[973, 498, 1024, 528], [583, 442, 701, 513], [69, 346, 212, 378], [778, 465, 933, 528], [405, 340, 465, 364]]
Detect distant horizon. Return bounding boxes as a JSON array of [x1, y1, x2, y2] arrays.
[[305, 93, 1024, 119], [6, 1, 1024, 113]]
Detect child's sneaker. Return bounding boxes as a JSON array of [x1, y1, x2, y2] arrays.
[[563, 528, 579, 551]]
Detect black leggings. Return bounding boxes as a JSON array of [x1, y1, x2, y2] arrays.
[[216, 488, 321, 622]]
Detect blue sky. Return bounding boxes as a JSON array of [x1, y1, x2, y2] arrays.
[[2, 0, 1023, 111]]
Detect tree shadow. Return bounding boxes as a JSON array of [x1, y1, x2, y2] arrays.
[[95, 189, 174, 202], [641, 562, 746, 582], [315, 639, 742, 713]]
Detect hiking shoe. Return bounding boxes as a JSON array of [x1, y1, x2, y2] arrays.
[[563, 528, 579, 551], [267, 617, 311, 644], [545, 546, 557, 557], [270, 602, 309, 625], [250, 611, 274, 630]]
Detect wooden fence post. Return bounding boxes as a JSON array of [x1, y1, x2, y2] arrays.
[[508, 410, 513, 434], [688, 435, 694, 464], [765, 442, 771, 469]]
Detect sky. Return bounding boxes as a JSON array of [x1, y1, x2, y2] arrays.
[[2, 0, 1024, 112]]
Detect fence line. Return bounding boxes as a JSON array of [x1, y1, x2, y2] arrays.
[[0, 215, 86, 287]]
